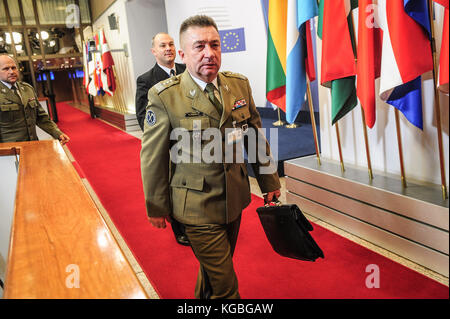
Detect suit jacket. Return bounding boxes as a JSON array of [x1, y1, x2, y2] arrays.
[[0, 81, 62, 143], [135, 62, 186, 130], [140, 71, 280, 225]]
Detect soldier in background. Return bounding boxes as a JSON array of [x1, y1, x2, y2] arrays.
[[0, 55, 69, 144]]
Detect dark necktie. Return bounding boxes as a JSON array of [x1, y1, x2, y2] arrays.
[[205, 83, 223, 114], [11, 85, 21, 100], [170, 69, 175, 77]]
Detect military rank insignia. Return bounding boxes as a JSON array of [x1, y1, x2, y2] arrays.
[[232, 99, 246, 110], [146, 110, 156, 126]]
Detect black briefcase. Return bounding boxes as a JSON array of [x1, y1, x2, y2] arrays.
[[256, 200, 324, 262]]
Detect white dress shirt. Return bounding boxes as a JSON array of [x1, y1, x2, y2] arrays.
[[157, 63, 176, 77]]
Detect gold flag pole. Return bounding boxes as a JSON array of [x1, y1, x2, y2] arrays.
[[273, 107, 285, 126], [428, 0, 448, 199], [335, 122, 345, 172], [306, 78, 321, 165], [394, 109, 407, 188]]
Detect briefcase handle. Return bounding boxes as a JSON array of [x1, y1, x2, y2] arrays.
[[263, 194, 282, 207]]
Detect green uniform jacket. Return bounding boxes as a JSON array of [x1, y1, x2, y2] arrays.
[[0, 81, 62, 143], [140, 71, 281, 225]]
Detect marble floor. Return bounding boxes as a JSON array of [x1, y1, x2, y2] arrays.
[[60, 106, 449, 298]]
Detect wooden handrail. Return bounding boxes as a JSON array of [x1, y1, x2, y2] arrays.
[[1, 140, 148, 299], [0, 147, 20, 156]]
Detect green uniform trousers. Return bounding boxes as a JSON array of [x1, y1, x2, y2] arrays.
[[184, 215, 242, 299]]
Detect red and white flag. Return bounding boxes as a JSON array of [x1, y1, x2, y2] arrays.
[[99, 29, 116, 96]]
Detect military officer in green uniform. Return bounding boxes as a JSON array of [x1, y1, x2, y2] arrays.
[[0, 55, 69, 144], [140, 15, 281, 299]]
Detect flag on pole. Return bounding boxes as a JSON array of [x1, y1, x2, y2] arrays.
[[404, 0, 432, 33], [357, 0, 382, 128], [377, 0, 433, 130], [434, 0, 449, 93], [82, 41, 89, 93], [93, 33, 104, 96], [99, 29, 116, 96], [439, 6, 449, 93], [285, 0, 318, 123], [304, 20, 316, 82], [318, 0, 358, 125], [266, 0, 287, 111], [434, 0, 449, 8], [87, 40, 98, 96]]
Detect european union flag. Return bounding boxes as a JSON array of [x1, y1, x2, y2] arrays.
[[219, 28, 246, 53]]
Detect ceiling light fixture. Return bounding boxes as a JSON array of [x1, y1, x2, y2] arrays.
[[5, 32, 22, 44], [36, 31, 49, 40]]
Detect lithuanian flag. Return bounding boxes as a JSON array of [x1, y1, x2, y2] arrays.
[[266, 0, 287, 110]]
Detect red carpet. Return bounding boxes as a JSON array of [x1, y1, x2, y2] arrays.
[[56, 102, 448, 299]]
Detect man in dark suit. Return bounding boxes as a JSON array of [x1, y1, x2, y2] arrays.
[[135, 33, 189, 246], [135, 33, 186, 130]]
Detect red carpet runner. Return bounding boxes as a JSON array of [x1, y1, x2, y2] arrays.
[[56, 102, 448, 299]]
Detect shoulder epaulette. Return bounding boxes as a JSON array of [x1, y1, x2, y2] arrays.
[[221, 71, 247, 81], [19, 81, 33, 89], [153, 76, 180, 94]]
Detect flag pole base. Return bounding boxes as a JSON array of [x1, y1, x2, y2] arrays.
[[285, 123, 299, 128], [316, 155, 321, 166], [368, 168, 373, 181], [273, 120, 285, 126], [401, 176, 407, 189], [442, 185, 448, 200]]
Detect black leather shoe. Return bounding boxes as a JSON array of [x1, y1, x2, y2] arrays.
[[176, 235, 190, 246]]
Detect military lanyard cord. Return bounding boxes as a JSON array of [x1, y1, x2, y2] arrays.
[[205, 83, 223, 114]]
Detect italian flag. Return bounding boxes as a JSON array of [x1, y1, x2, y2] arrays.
[[99, 29, 116, 96]]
